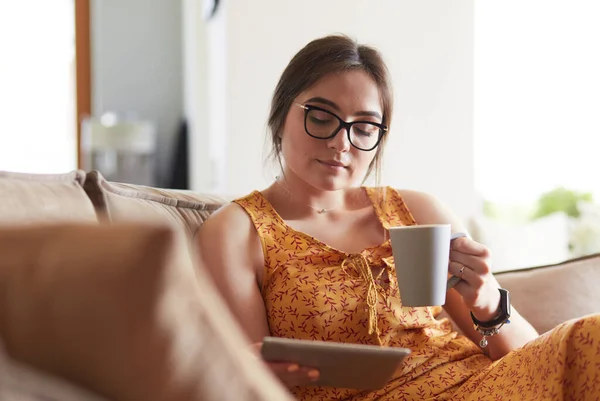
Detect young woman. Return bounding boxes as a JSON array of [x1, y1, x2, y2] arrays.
[[196, 34, 600, 400]]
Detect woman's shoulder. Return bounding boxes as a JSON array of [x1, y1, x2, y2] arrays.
[[396, 188, 458, 226], [366, 186, 453, 225], [395, 188, 439, 205], [364, 186, 437, 204], [200, 187, 272, 231], [198, 191, 260, 238], [365, 186, 440, 203]]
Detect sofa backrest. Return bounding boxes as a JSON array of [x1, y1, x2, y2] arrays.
[[496, 253, 600, 335], [0, 170, 98, 225], [83, 170, 228, 238], [0, 169, 229, 240]]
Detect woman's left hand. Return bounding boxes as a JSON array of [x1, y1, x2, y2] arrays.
[[448, 236, 502, 322]]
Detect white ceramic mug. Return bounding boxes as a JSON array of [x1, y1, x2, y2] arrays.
[[389, 224, 466, 307]]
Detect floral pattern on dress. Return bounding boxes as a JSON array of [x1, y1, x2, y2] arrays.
[[235, 187, 600, 400]]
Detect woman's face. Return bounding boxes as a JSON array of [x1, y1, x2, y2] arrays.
[[280, 70, 383, 191]]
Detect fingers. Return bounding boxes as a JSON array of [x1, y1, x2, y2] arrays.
[[448, 261, 484, 287], [450, 275, 472, 294], [252, 342, 320, 387], [267, 362, 320, 387], [449, 250, 491, 276], [250, 342, 263, 356], [450, 236, 490, 257]]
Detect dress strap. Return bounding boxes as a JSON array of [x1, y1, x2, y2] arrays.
[[233, 190, 288, 238], [365, 186, 417, 230], [233, 191, 289, 290]]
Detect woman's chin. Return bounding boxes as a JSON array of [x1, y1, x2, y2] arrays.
[[309, 176, 355, 192]]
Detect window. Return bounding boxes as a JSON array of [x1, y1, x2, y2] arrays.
[[475, 1, 600, 206], [474, 1, 600, 267], [0, 1, 77, 173]]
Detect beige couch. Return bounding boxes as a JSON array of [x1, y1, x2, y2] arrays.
[[1, 169, 599, 400]]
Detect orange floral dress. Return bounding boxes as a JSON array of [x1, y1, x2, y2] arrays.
[[234, 187, 600, 401]]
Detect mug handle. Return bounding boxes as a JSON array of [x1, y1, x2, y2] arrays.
[[446, 232, 467, 291]]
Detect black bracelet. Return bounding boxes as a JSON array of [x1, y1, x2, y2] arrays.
[[470, 288, 511, 329]]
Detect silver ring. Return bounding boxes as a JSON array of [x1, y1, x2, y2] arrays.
[[458, 265, 465, 278]]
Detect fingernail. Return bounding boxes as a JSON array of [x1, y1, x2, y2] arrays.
[[308, 369, 320, 379], [287, 364, 299, 372]]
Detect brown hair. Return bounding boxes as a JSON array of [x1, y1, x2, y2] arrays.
[[267, 34, 394, 183]]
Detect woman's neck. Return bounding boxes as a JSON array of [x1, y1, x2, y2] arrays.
[[274, 171, 348, 215]]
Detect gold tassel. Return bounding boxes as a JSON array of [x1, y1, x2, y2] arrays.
[[341, 255, 382, 339]]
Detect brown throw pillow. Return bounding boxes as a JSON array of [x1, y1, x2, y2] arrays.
[[0, 337, 107, 401], [0, 223, 291, 401]]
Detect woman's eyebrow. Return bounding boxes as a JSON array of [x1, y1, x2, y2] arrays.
[[304, 96, 382, 120]]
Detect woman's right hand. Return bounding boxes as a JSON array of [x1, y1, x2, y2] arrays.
[[251, 343, 320, 388]]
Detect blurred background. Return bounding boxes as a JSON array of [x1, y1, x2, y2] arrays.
[[0, 0, 599, 270]]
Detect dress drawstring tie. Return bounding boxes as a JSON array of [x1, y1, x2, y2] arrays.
[[341, 254, 385, 342]]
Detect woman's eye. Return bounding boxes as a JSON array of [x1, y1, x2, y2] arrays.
[[309, 116, 332, 125], [354, 124, 378, 136], [308, 110, 335, 125]]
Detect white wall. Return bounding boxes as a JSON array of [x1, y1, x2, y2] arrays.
[[184, 0, 228, 192], [192, 0, 476, 223], [91, 0, 183, 187]]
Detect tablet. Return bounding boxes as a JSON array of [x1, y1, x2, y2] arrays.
[[261, 336, 410, 390]]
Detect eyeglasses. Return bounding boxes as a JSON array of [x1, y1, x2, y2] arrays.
[[294, 103, 388, 152]]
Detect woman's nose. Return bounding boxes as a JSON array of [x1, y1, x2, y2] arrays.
[[327, 127, 351, 152]]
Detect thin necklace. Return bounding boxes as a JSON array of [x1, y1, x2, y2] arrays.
[[275, 177, 341, 214]]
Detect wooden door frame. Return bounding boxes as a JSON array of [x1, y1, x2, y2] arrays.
[[75, 0, 91, 169]]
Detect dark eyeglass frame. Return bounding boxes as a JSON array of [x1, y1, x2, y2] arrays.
[[295, 103, 388, 152]]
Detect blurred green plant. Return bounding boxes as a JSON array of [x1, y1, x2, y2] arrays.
[[532, 187, 594, 219], [482, 200, 499, 219], [483, 200, 535, 223]]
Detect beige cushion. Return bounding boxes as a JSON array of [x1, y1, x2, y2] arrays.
[[83, 170, 227, 237], [0, 223, 291, 401], [496, 253, 600, 334], [0, 170, 97, 225]]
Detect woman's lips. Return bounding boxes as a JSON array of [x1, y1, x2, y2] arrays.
[[317, 159, 348, 169]]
